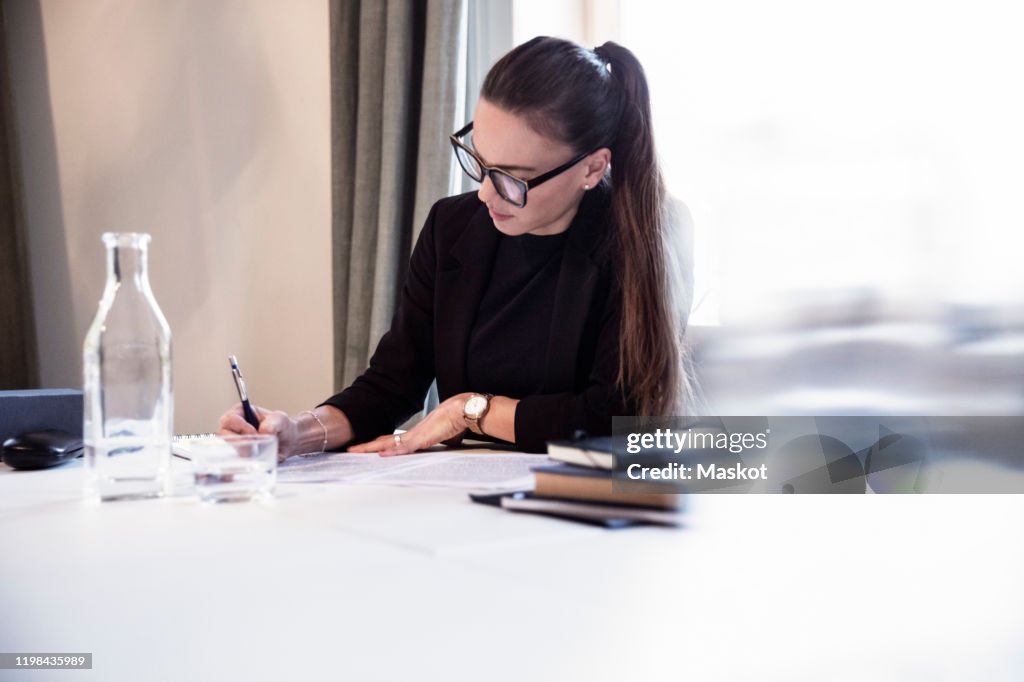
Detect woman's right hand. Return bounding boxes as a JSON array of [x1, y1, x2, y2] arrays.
[[218, 403, 300, 462]]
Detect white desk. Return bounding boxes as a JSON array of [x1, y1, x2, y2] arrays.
[[1, 458, 1023, 681]]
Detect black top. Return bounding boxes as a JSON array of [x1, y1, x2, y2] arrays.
[[466, 231, 568, 397], [321, 185, 629, 453]]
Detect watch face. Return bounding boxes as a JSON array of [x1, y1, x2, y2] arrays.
[[465, 395, 487, 417]]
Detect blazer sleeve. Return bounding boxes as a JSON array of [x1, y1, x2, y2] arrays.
[[512, 277, 630, 453], [319, 202, 442, 444]]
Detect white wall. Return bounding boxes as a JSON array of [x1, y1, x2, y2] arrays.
[[6, 0, 333, 434]]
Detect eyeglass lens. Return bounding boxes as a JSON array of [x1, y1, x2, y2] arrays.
[[453, 143, 527, 207]]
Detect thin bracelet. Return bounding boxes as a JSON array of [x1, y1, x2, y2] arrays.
[[300, 409, 328, 453]]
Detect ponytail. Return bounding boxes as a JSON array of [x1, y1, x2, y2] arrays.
[[595, 42, 684, 416]]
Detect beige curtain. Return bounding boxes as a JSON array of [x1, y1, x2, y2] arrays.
[[330, 0, 465, 391], [0, 11, 38, 389]]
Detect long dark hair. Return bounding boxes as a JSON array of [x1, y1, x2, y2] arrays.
[[482, 36, 692, 416]]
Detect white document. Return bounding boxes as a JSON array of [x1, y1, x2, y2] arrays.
[[278, 449, 550, 491]]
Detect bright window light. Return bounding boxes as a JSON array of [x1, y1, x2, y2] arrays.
[[516, 1, 1024, 325], [623, 0, 1024, 324]]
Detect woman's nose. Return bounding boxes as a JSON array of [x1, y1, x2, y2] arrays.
[[477, 173, 498, 204]]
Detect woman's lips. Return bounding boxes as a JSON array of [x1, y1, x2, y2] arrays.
[[488, 208, 513, 222]]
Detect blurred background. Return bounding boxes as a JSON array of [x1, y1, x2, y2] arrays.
[[2, 0, 1021, 431]]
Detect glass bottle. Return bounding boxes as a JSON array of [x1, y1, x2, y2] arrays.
[[83, 233, 173, 501]]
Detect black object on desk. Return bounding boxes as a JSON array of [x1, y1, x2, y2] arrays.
[[0, 389, 83, 445], [468, 489, 667, 524], [2, 430, 84, 470]]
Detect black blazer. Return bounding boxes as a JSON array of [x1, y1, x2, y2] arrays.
[[322, 188, 628, 453]]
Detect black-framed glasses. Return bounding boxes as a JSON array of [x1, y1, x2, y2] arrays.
[[449, 122, 590, 208]]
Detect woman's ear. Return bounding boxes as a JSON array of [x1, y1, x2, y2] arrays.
[[583, 148, 612, 187]]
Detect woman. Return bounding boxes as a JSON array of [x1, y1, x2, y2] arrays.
[[219, 37, 693, 458]]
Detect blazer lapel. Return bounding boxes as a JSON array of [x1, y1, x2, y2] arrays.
[[434, 206, 500, 394], [543, 193, 608, 392]]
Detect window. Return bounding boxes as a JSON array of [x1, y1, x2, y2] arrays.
[[515, 1, 1024, 326]]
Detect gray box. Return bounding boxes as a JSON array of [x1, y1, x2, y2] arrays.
[[0, 653, 92, 669], [0, 389, 83, 444]]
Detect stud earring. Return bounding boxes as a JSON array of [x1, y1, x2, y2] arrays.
[[583, 184, 590, 190]]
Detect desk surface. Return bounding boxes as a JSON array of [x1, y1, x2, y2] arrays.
[[1, 458, 1023, 681]]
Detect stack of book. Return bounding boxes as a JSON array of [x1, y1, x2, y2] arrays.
[[498, 436, 686, 528]]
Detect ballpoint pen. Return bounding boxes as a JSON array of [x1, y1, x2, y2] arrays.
[[229, 355, 260, 430]]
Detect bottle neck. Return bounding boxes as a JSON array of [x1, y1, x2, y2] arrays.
[[103, 233, 151, 290]]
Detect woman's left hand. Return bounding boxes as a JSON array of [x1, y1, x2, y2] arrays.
[[346, 393, 472, 456]]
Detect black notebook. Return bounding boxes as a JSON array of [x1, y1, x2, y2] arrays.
[[469, 491, 683, 528]]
